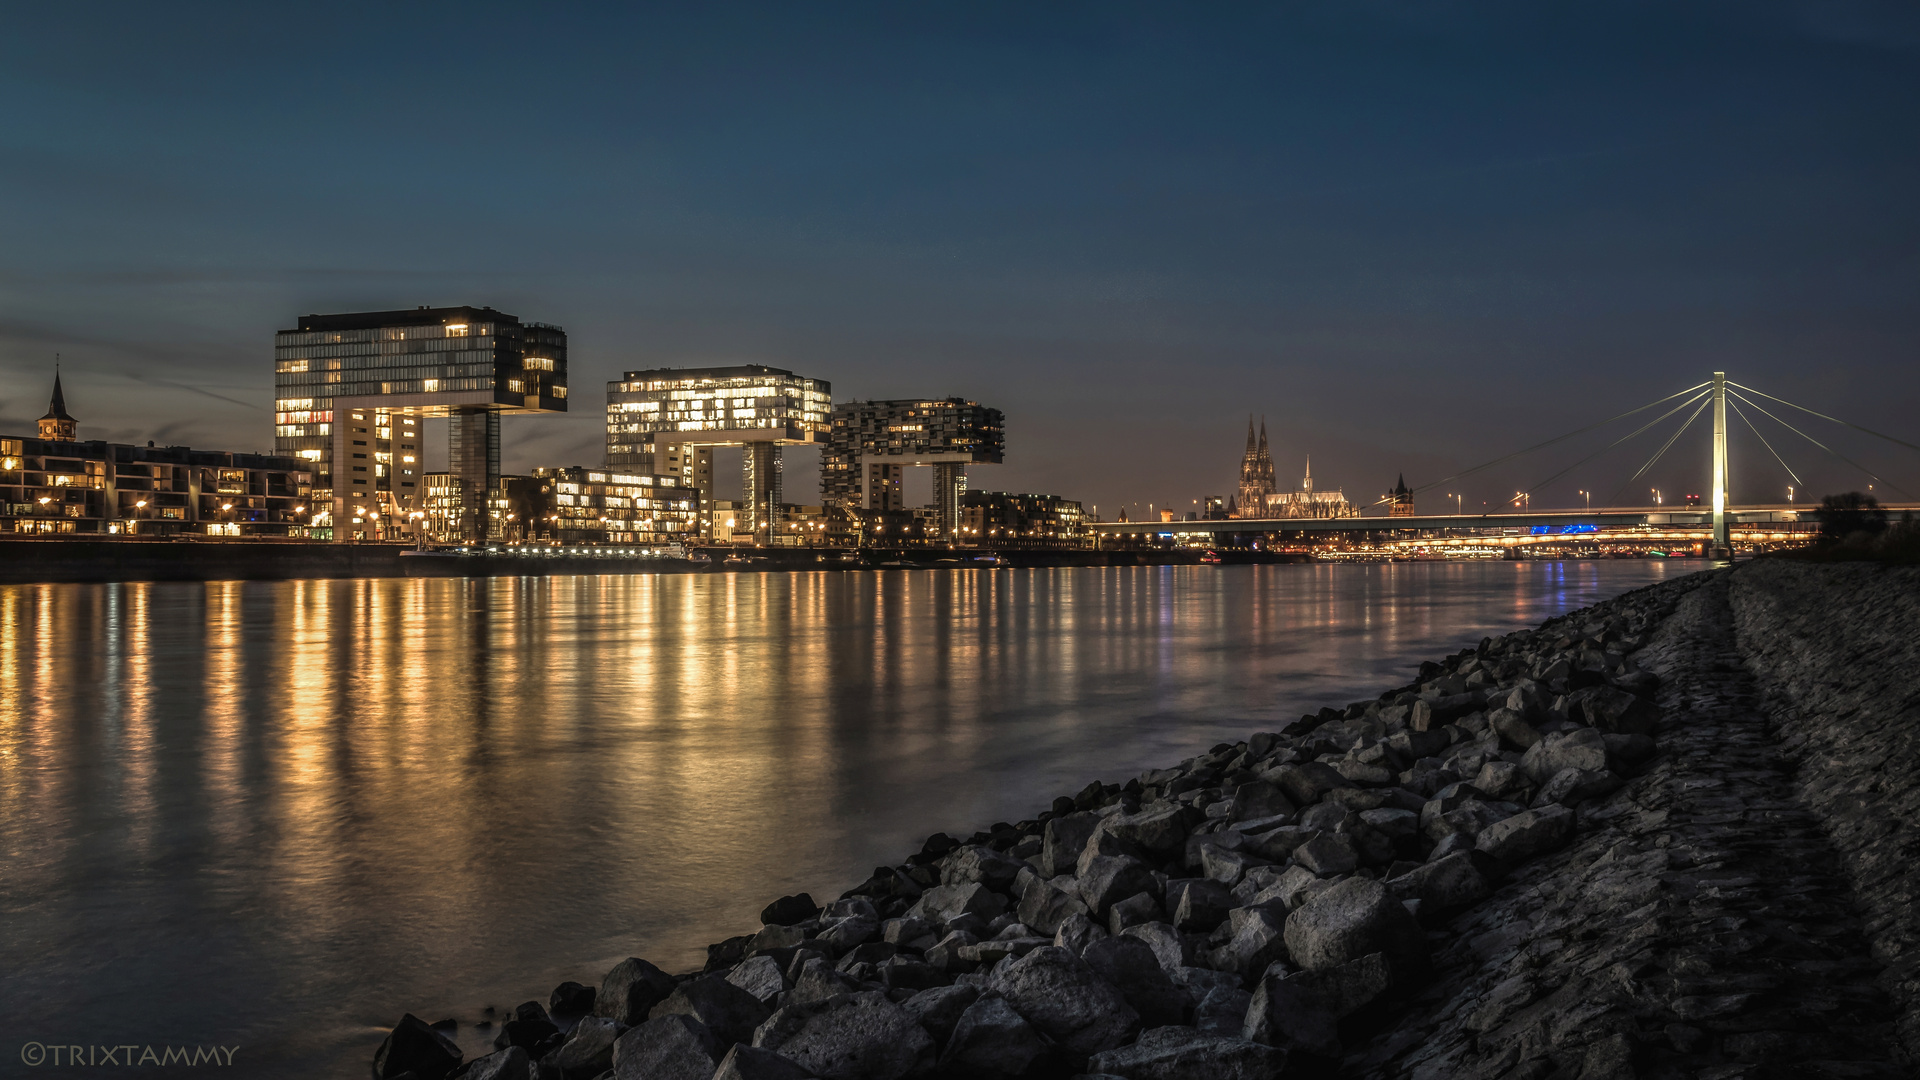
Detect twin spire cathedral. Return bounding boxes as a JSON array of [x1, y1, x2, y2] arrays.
[[1236, 417, 1276, 515], [1232, 415, 1359, 520]]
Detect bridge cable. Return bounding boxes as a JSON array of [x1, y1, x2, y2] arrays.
[[1396, 380, 1712, 509], [1727, 382, 1920, 457], [1603, 393, 1714, 508], [1728, 398, 1803, 488], [1515, 388, 1712, 508], [1726, 389, 1916, 501]]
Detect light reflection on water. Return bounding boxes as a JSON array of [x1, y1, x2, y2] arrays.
[[0, 560, 1677, 1075]]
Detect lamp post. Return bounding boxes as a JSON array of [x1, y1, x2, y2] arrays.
[[134, 498, 147, 534], [1579, 489, 1590, 511]]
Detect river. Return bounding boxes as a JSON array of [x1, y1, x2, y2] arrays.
[[0, 559, 1681, 1075]]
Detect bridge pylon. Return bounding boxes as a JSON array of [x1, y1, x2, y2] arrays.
[[1711, 371, 1732, 559]]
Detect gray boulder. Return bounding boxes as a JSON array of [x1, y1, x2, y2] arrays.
[[1081, 935, 1186, 1027], [1108, 890, 1162, 934], [728, 955, 790, 1006], [752, 991, 935, 1080], [1282, 878, 1427, 979], [652, 973, 773, 1047], [1271, 762, 1352, 806], [1291, 832, 1358, 876], [1016, 877, 1089, 935], [1521, 727, 1611, 784], [1104, 805, 1195, 861], [1243, 952, 1390, 1055], [900, 983, 979, 1048], [1475, 804, 1576, 865], [1079, 855, 1158, 920], [611, 1014, 722, 1080], [1168, 878, 1234, 933], [1209, 907, 1288, 981], [1229, 781, 1293, 823], [464, 1046, 531, 1080], [1041, 811, 1103, 877], [1565, 684, 1658, 734], [905, 883, 1006, 927], [938, 991, 1048, 1077], [788, 957, 863, 1005], [1053, 912, 1107, 955], [1086, 1025, 1287, 1080], [1385, 851, 1489, 916], [551, 1016, 620, 1080], [1200, 845, 1264, 886], [940, 845, 1026, 892], [712, 1043, 816, 1080], [1122, 921, 1194, 971], [987, 945, 1140, 1062], [594, 957, 676, 1025]]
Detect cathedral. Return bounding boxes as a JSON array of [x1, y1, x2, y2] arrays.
[[1235, 417, 1275, 517]]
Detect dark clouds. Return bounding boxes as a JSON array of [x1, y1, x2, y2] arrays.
[[2, 2, 1917, 512]]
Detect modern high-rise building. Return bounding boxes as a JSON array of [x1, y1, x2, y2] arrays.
[[821, 398, 1005, 540], [1236, 417, 1276, 518], [273, 306, 567, 541], [605, 365, 831, 542]]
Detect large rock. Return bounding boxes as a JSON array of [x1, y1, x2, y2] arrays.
[[1081, 935, 1186, 1027], [1282, 878, 1427, 979], [595, 957, 677, 1025], [1041, 811, 1103, 877], [1243, 952, 1391, 1055], [1085, 1025, 1287, 1080], [788, 957, 862, 1005], [1104, 805, 1195, 860], [1078, 855, 1158, 919], [761, 894, 822, 927], [1385, 851, 1489, 915], [728, 955, 790, 1005], [1168, 878, 1234, 933], [611, 1014, 722, 1080], [940, 845, 1026, 892], [1291, 832, 1359, 876], [1016, 877, 1089, 935], [652, 973, 774, 1047], [900, 983, 980, 1048], [1209, 906, 1288, 981], [464, 1046, 531, 1080], [1122, 921, 1194, 971], [1520, 727, 1611, 785], [1474, 804, 1576, 865], [1229, 781, 1294, 823], [372, 1013, 463, 1080], [1565, 684, 1658, 735], [1270, 762, 1352, 806], [987, 945, 1140, 1062], [752, 991, 936, 1080], [713, 1043, 816, 1080], [904, 883, 1007, 927], [937, 991, 1049, 1077], [551, 1016, 620, 1080]]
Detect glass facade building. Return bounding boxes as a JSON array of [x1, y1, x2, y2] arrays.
[[532, 467, 700, 547], [605, 365, 830, 542], [274, 306, 567, 540], [822, 398, 1005, 540]]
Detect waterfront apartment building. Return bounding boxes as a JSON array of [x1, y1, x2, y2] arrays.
[[4, 377, 312, 535], [822, 398, 1005, 540], [959, 490, 1086, 548], [532, 467, 700, 546], [605, 365, 831, 542], [274, 306, 568, 541]]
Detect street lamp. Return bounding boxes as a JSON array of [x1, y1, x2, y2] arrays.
[[1578, 489, 1590, 511]]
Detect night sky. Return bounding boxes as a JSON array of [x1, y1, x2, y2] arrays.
[[4, 3, 1918, 515]]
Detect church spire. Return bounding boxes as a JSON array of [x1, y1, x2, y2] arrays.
[[39, 358, 77, 441]]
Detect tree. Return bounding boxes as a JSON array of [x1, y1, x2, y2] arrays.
[[1816, 491, 1887, 541]]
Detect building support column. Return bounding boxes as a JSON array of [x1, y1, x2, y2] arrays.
[[451, 409, 500, 543], [744, 442, 783, 543], [933, 462, 967, 543], [1711, 371, 1731, 560]]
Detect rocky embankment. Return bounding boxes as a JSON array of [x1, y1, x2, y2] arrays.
[[371, 562, 1919, 1080]]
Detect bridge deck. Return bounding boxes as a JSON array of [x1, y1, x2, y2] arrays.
[[1088, 503, 1914, 535]]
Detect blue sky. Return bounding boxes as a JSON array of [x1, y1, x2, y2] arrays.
[[3, 2, 1918, 512]]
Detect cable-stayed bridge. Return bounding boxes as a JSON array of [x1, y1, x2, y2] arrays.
[[1094, 372, 1919, 554]]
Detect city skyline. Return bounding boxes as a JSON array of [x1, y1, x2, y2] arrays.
[[4, 5, 1919, 514]]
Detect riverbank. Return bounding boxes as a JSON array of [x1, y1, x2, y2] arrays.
[[371, 558, 1919, 1079]]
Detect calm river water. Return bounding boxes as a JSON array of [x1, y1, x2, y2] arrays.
[[0, 560, 1682, 1075]]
